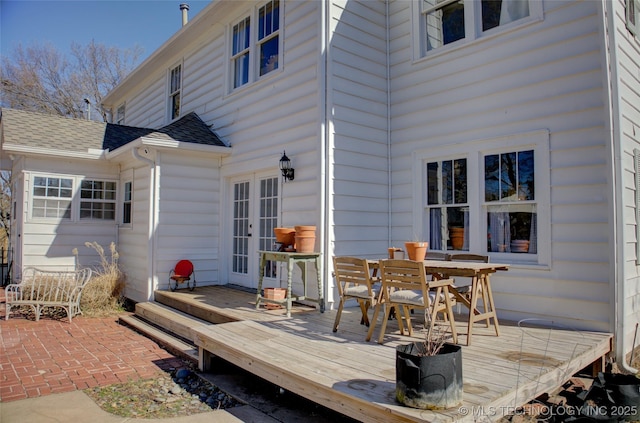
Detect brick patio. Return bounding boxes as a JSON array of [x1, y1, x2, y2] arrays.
[[0, 289, 184, 402]]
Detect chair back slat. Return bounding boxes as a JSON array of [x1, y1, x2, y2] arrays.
[[425, 252, 451, 261], [449, 253, 489, 263]]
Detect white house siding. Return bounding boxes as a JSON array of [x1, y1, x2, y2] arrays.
[[328, 0, 390, 267], [104, 1, 325, 291], [612, 0, 640, 358], [154, 150, 222, 292], [16, 157, 119, 273], [179, 1, 324, 287], [117, 159, 153, 303], [387, 1, 613, 331], [109, 0, 323, 227]]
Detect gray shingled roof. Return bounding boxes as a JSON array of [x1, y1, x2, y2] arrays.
[[0, 108, 226, 154]]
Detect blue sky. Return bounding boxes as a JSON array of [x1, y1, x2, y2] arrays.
[[1, 1, 211, 64]]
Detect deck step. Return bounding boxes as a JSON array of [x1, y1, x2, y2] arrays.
[[134, 301, 212, 342], [119, 313, 199, 364], [154, 289, 241, 325]]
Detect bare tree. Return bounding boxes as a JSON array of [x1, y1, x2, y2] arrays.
[[0, 40, 143, 265], [0, 171, 10, 253], [1, 40, 142, 122]]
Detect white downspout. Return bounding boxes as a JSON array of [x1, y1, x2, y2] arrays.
[[321, 0, 331, 307], [603, 1, 637, 373], [131, 147, 158, 302], [386, 0, 391, 246]]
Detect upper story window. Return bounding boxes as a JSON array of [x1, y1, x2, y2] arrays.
[[258, 0, 280, 76], [80, 180, 116, 220], [32, 176, 72, 219], [169, 64, 182, 120], [230, 0, 280, 90], [419, 0, 541, 55], [116, 104, 125, 125], [627, 0, 639, 37], [232, 17, 251, 88]]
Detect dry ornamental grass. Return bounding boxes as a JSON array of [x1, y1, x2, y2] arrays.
[[78, 242, 126, 317]]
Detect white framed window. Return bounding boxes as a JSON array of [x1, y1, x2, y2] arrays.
[[30, 175, 118, 222], [80, 180, 116, 220], [426, 158, 470, 251], [229, 0, 281, 90], [168, 63, 182, 120], [627, 0, 639, 37], [484, 149, 537, 255], [116, 104, 125, 125], [416, 0, 542, 56], [32, 176, 73, 219], [122, 181, 132, 225], [415, 130, 550, 265]]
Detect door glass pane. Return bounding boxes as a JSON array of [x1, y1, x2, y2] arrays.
[[259, 177, 278, 278], [233, 181, 250, 274]]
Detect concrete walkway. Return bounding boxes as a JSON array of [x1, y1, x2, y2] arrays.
[[1, 390, 248, 423]]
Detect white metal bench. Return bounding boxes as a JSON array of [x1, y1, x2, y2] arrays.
[[5, 267, 93, 322]]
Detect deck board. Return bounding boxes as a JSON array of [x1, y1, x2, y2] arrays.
[[159, 286, 612, 423]]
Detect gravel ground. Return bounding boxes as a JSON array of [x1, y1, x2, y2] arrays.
[[83, 366, 242, 419]]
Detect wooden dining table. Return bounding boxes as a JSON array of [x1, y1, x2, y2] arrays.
[[422, 259, 509, 345]]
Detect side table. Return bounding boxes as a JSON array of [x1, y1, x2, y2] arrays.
[[256, 251, 324, 317]]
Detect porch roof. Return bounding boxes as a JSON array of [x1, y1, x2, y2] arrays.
[[0, 108, 226, 156]]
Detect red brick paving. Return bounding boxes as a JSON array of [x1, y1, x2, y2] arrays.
[[0, 289, 186, 402]]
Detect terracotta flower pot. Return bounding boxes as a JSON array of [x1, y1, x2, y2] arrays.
[[274, 227, 296, 249], [264, 287, 287, 300], [294, 225, 316, 253], [405, 242, 428, 261], [450, 227, 464, 250]]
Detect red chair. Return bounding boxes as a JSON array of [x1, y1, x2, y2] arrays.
[[169, 260, 195, 291]]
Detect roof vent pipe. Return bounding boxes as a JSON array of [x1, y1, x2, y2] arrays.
[[180, 3, 189, 26]]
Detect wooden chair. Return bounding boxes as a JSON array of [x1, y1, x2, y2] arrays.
[[332, 256, 380, 332], [425, 251, 451, 261], [366, 259, 457, 344]]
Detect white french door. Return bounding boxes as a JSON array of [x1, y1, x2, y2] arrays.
[[228, 174, 279, 288]]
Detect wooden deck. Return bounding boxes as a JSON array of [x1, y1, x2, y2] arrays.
[[155, 285, 612, 423]]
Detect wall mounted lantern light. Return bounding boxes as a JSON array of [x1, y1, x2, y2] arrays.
[[279, 151, 295, 182]]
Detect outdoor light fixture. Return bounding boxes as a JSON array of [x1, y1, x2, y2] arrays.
[[279, 151, 295, 181]]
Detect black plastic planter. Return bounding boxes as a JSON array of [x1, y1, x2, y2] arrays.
[[579, 372, 640, 422], [396, 342, 463, 409]]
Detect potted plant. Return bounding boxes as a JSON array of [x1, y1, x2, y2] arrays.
[[396, 322, 463, 409], [405, 240, 428, 261]]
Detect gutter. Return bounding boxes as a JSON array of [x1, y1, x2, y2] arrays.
[[2, 144, 106, 160], [107, 137, 231, 161], [603, 1, 637, 373], [131, 147, 158, 302]]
